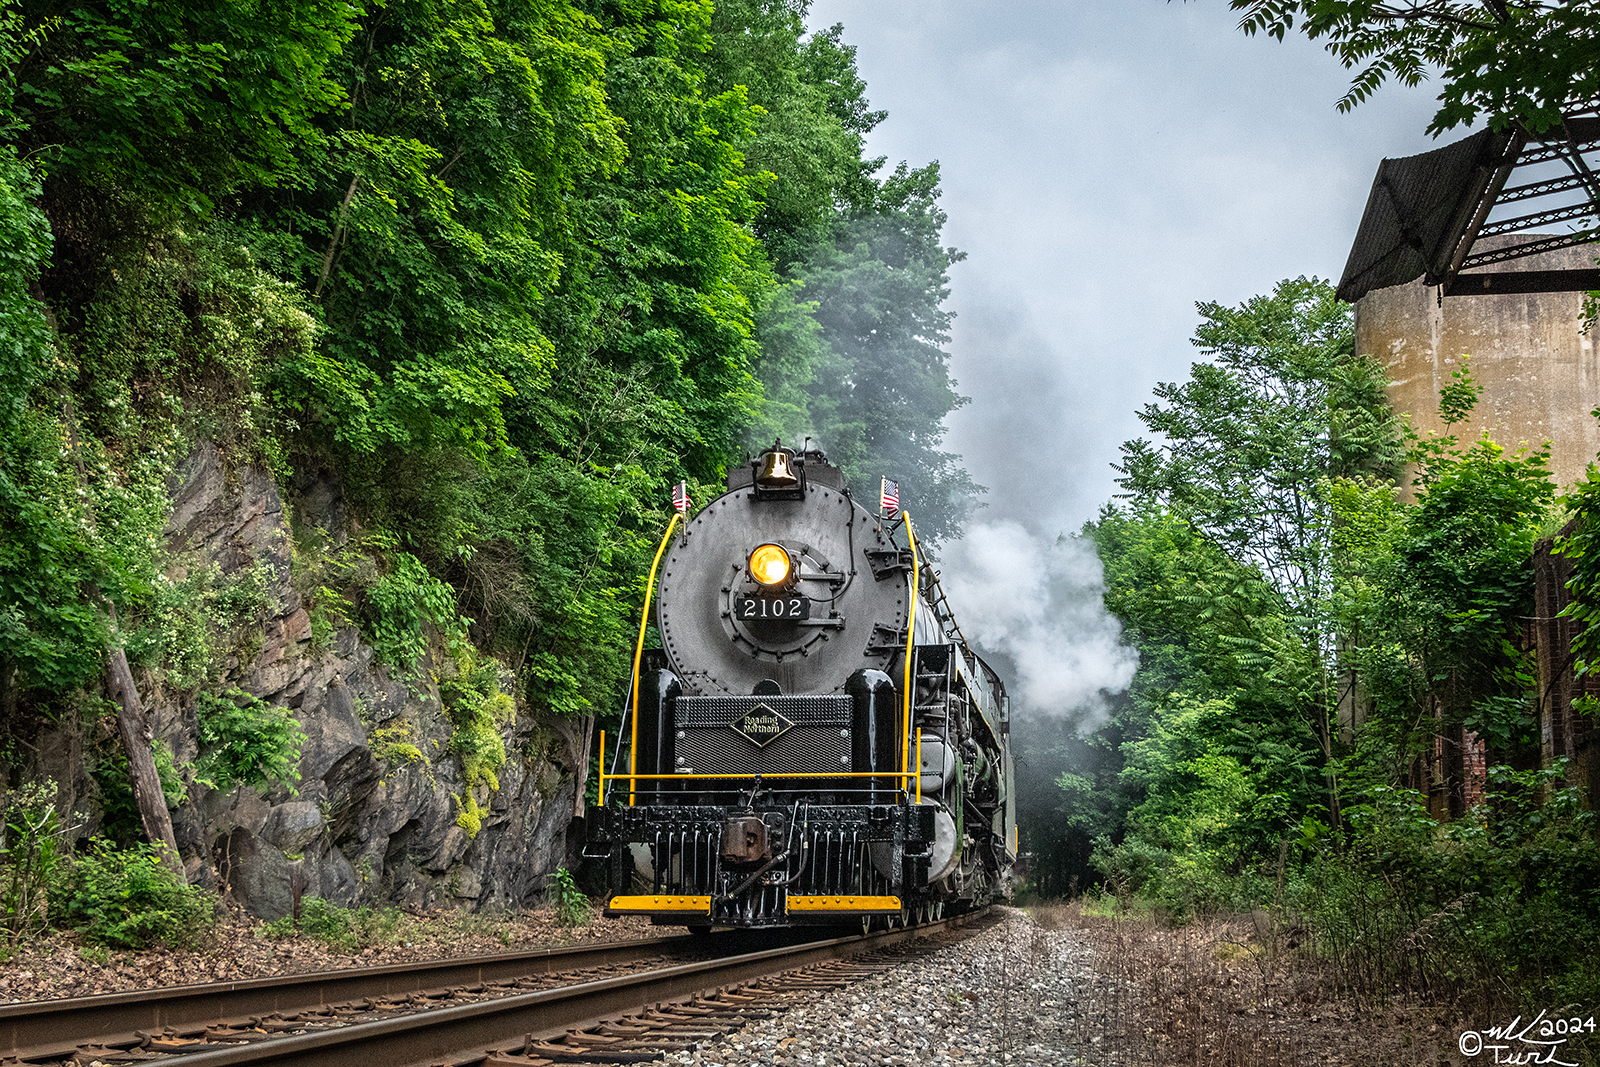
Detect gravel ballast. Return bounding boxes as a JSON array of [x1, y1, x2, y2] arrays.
[[662, 908, 1106, 1067]]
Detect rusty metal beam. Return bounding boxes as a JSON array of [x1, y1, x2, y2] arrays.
[[1444, 269, 1600, 296]]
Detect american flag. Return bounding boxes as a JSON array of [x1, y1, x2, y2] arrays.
[[672, 481, 689, 514], [880, 477, 900, 517]]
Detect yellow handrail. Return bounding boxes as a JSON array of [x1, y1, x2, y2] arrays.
[[603, 771, 915, 781], [630, 511, 683, 806], [597, 730, 605, 806], [901, 514, 920, 787]]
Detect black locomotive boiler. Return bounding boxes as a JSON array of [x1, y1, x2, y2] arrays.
[[588, 444, 1016, 929]]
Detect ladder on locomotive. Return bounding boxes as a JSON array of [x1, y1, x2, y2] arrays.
[[913, 645, 969, 741], [914, 566, 974, 738]]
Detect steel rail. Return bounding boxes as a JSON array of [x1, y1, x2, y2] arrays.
[[28, 911, 984, 1067], [0, 931, 718, 1060]]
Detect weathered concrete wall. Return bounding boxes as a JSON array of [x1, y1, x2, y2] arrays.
[[1354, 234, 1600, 490]]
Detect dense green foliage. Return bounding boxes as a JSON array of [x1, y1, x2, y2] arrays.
[[1036, 277, 1598, 1013], [0, 0, 974, 787], [49, 838, 215, 949], [194, 688, 307, 796], [1330, 362, 1554, 792], [1105, 278, 1402, 836]]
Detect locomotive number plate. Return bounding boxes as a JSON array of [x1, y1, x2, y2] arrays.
[[735, 595, 811, 621]]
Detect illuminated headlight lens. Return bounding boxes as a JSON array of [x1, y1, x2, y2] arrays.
[[748, 543, 792, 587]]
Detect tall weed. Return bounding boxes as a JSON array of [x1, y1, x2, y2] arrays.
[[2, 780, 63, 944], [546, 867, 591, 927]]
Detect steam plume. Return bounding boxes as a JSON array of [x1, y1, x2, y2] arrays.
[[941, 520, 1137, 726]]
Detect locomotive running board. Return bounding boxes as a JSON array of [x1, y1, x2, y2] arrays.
[[606, 895, 711, 915], [786, 895, 901, 914]]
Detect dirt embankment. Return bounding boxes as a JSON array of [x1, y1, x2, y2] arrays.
[[1031, 901, 1588, 1067]]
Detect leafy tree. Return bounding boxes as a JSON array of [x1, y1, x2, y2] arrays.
[[1116, 276, 1399, 623], [1078, 505, 1325, 884], [1114, 278, 1400, 813], [1040, 281, 1403, 893], [1329, 361, 1553, 806], [249, 0, 627, 467], [10, 0, 360, 210], [784, 163, 977, 543], [701, 2, 882, 268], [1227, 0, 1600, 134], [695, 4, 976, 540], [445, 0, 774, 716]]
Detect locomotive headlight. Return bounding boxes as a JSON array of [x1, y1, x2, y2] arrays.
[[748, 543, 793, 587]]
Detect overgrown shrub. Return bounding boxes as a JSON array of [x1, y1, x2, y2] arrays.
[[126, 561, 274, 690], [366, 549, 465, 669], [260, 897, 401, 953], [50, 840, 215, 949], [1290, 772, 1600, 1012], [1091, 834, 1266, 921], [195, 687, 305, 795], [1095, 767, 1600, 1015]]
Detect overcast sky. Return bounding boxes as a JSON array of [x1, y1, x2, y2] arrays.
[[806, 0, 1443, 538]]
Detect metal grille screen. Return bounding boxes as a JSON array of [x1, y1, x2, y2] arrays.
[[675, 695, 851, 775]]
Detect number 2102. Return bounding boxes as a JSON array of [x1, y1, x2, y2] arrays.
[[738, 597, 804, 619]]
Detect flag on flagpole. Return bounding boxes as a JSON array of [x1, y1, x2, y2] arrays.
[[672, 480, 690, 514], [880, 477, 900, 517]]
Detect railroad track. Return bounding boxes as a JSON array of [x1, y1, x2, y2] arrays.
[[0, 930, 737, 1064], [1, 911, 993, 1067]]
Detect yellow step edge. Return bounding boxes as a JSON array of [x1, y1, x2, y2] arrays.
[[785, 895, 902, 913], [607, 894, 711, 913]]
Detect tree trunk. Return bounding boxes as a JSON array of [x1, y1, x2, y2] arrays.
[[104, 646, 183, 877], [571, 714, 595, 819]]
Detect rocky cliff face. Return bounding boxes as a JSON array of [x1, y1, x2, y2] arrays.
[[42, 443, 583, 919]]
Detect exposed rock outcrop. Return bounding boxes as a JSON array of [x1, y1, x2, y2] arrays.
[[54, 443, 580, 919]]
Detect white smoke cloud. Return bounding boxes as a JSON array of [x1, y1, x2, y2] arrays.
[[940, 520, 1137, 725]]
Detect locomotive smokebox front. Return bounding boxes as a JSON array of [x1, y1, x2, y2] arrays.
[[654, 450, 910, 699]]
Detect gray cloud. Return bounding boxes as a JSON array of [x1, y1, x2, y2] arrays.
[[806, 2, 1443, 719], [810, 0, 1441, 530]]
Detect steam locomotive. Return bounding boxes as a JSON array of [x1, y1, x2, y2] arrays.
[[587, 443, 1016, 929]]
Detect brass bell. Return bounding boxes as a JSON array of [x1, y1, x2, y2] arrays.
[[756, 447, 799, 488]]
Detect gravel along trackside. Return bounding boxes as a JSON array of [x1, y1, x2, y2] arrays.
[[660, 908, 1100, 1067]]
